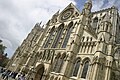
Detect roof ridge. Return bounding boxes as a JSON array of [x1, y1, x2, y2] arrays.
[[92, 6, 118, 14]]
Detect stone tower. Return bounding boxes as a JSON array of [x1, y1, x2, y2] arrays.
[[7, 0, 120, 80]]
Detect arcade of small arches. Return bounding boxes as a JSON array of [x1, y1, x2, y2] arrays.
[[34, 48, 118, 80], [48, 57, 91, 80], [91, 12, 112, 34], [78, 36, 96, 54], [36, 49, 93, 80]]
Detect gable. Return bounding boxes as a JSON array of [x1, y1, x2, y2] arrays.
[[58, 3, 81, 22], [47, 3, 81, 25], [81, 30, 97, 42]]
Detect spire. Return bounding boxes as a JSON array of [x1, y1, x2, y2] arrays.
[[82, 0, 92, 15], [42, 25, 44, 28], [85, 0, 92, 10], [35, 21, 42, 28], [87, 0, 92, 4], [53, 10, 59, 16], [55, 10, 60, 15], [39, 21, 42, 25]]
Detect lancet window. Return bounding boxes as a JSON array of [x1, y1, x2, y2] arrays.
[[44, 26, 55, 48], [72, 59, 81, 77], [93, 17, 98, 32], [62, 22, 73, 48], [81, 61, 89, 78], [52, 24, 64, 48]]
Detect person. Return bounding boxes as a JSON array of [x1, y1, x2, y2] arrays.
[[19, 74, 26, 80], [15, 72, 21, 80], [0, 67, 3, 78], [4, 70, 9, 80], [1, 69, 6, 79], [17, 75, 21, 80]]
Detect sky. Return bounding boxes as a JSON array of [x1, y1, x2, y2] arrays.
[[0, 0, 120, 58]]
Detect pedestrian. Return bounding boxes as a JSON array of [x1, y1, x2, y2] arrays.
[[17, 75, 21, 80], [19, 74, 26, 80], [15, 72, 21, 80]]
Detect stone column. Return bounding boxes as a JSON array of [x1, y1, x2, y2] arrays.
[[78, 63, 83, 79], [82, 44, 85, 53], [104, 62, 111, 80], [87, 64, 92, 80], [92, 63, 99, 80], [89, 45, 92, 53], [62, 52, 74, 80], [89, 64, 94, 80]]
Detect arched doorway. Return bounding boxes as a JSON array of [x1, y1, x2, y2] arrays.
[[34, 64, 44, 80]]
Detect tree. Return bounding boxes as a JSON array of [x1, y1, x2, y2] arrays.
[[0, 41, 6, 54], [1, 57, 9, 67], [0, 40, 2, 43], [0, 39, 9, 67]]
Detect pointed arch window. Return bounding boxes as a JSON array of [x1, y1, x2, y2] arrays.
[[57, 53, 66, 73], [42, 50, 46, 60], [62, 22, 73, 48], [72, 59, 80, 77], [81, 61, 89, 79], [52, 53, 66, 73], [52, 54, 60, 72], [56, 58, 64, 73], [44, 26, 55, 48], [93, 17, 98, 31], [105, 24, 108, 31], [52, 24, 64, 48], [46, 50, 50, 61]]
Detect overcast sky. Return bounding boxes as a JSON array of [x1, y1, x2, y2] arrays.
[[0, 0, 120, 58]]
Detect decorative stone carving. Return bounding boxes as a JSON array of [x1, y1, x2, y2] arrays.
[[59, 8, 74, 21]]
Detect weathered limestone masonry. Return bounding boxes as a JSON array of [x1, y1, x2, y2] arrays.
[[7, 0, 120, 80]]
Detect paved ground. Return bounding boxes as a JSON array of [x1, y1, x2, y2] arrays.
[[0, 76, 15, 80], [0, 78, 15, 80]]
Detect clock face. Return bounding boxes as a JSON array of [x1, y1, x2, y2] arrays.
[[60, 8, 74, 21]]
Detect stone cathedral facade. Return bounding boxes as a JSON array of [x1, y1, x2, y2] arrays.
[[7, 0, 120, 80]]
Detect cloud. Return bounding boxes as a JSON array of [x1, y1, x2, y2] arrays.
[[92, 0, 120, 12], [75, 0, 120, 12], [0, 0, 120, 58], [0, 0, 75, 58]]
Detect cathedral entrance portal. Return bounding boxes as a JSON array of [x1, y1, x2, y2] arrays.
[[34, 64, 44, 80]]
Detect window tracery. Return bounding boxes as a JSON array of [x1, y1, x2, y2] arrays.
[[93, 17, 98, 32], [52, 24, 64, 48], [52, 53, 66, 73], [62, 22, 73, 48], [72, 59, 81, 77], [44, 26, 55, 48], [52, 53, 61, 72], [81, 61, 89, 78]]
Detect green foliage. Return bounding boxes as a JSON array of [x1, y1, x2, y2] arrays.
[[0, 39, 8, 67], [1, 57, 9, 67], [0, 40, 2, 43], [0, 45, 6, 54], [0, 39, 7, 54]]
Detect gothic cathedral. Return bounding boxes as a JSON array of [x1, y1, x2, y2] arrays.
[[7, 0, 120, 80]]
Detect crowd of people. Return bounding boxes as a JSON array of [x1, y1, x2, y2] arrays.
[[0, 66, 26, 80]]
